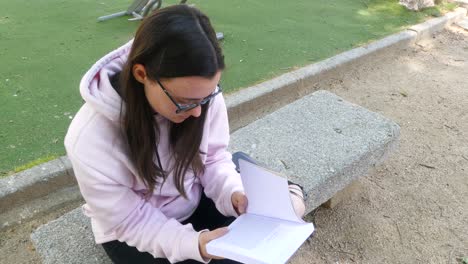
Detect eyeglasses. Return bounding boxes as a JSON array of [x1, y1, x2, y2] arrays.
[[155, 78, 223, 114]]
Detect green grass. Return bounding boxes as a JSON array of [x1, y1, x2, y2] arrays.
[[0, 0, 457, 176], [12, 155, 59, 174]]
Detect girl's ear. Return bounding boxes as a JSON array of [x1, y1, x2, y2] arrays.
[[132, 64, 147, 84]]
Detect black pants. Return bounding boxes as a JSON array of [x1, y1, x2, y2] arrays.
[[102, 152, 252, 264], [102, 193, 241, 264]]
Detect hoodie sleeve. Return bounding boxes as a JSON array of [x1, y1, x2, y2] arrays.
[[67, 153, 208, 263], [199, 95, 244, 217], [65, 115, 207, 263]]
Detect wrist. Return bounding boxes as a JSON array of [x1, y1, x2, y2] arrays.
[[198, 230, 211, 262]]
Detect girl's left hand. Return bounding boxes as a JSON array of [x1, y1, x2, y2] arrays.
[[231, 191, 248, 215]]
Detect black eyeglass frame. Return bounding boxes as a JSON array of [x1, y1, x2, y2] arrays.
[[155, 78, 222, 114]]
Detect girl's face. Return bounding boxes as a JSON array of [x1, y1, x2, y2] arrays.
[[133, 64, 222, 123]]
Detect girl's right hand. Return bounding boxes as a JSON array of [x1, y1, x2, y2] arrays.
[[198, 227, 229, 260]]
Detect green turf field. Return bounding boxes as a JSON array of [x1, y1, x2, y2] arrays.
[[0, 0, 456, 176]]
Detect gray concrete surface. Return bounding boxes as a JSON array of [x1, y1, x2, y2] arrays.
[[1, 186, 82, 230], [409, 7, 467, 42], [456, 17, 468, 30], [0, 157, 75, 214], [30, 208, 111, 264], [456, 0, 468, 7], [1, 8, 465, 225], [30, 90, 400, 263], [228, 90, 400, 213], [361, 30, 417, 53]]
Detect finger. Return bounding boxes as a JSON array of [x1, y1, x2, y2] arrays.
[[203, 230, 228, 259], [207, 253, 225, 260], [206, 227, 229, 241], [237, 195, 248, 214], [200, 230, 228, 260]]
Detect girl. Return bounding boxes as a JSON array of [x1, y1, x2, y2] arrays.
[[65, 5, 305, 264]]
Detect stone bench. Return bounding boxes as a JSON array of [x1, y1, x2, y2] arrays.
[[31, 90, 400, 264]]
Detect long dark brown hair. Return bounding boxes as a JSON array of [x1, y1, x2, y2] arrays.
[[119, 5, 225, 197]]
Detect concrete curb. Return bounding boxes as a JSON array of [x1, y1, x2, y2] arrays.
[[225, 29, 418, 131], [408, 7, 467, 42], [225, 8, 468, 130], [456, 0, 468, 8], [1, 7, 466, 219], [0, 157, 75, 214]]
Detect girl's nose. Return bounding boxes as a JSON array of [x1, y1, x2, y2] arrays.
[[189, 105, 202, 118]]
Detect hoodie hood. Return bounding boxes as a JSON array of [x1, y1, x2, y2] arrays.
[[79, 40, 134, 122]]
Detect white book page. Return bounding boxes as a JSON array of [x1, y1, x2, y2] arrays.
[[239, 159, 301, 223], [207, 214, 315, 264]]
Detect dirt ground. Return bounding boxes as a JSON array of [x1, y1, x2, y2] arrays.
[[292, 25, 468, 264], [0, 200, 82, 264], [1, 26, 467, 264]]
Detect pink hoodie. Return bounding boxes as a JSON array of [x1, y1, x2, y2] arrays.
[[64, 40, 244, 263]]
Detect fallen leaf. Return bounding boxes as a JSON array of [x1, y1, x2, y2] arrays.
[[418, 163, 436, 169]]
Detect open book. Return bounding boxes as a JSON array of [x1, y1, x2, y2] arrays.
[[206, 159, 315, 264]]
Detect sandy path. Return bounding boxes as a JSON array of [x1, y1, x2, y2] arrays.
[[293, 26, 468, 264]]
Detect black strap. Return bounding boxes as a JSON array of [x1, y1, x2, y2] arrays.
[[155, 149, 165, 179]]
